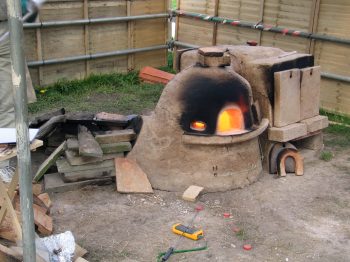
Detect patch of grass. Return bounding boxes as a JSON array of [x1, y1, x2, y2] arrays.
[[320, 109, 350, 125], [319, 151, 333, 162], [29, 71, 165, 116], [235, 229, 248, 241], [324, 124, 350, 148], [172, 0, 177, 9]]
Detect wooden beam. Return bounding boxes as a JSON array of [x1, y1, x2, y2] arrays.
[[212, 0, 220, 45], [78, 125, 103, 158], [308, 0, 321, 54], [33, 141, 66, 182]]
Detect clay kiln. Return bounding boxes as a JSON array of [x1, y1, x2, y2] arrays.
[[129, 47, 268, 192], [130, 45, 328, 192]]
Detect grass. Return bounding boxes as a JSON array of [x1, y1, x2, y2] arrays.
[[28, 71, 165, 116], [320, 109, 350, 148], [319, 151, 333, 162]]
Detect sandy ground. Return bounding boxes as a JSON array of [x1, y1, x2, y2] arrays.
[[47, 133, 350, 262]]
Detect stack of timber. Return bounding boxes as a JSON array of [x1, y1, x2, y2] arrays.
[[32, 111, 140, 193], [0, 187, 52, 242]]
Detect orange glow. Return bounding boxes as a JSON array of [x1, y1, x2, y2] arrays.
[[190, 121, 206, 131], [216, 104, 246, 135]]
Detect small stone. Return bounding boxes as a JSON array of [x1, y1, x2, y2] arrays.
[[230, 244, 236, 248], [232, 226, 240, 233]]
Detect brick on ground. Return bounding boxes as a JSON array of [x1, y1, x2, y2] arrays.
[[182, 185, 204, 202]]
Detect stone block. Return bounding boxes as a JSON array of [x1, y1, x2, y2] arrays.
[[300, 66, 321, 120], [274, 69, 301, 127], [268, 123, 307, 142], [300, 115, 328, 133], [296, 133, 324, 150]]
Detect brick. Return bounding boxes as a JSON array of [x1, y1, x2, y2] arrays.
[[274, 69, 301, 127], [139, 66, 175, 85], [182, 185, 204, 202], [300, 115, 328, 133], [268, 123, 307, 142], [300, 66, 321, 120]]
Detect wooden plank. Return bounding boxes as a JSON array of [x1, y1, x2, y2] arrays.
[[67, 138, 79, 151], [33, 141, 66, 182], [56, 158, 114, 173], [63, 169, 115, 183], [95, 129, 136, 144], [65, 150, 102, 166], [0, 140, 43, 162], [78, 125, 103, 158], [101, 142, 131, 154], [115, 158, 153, 193], [37, 193, 52, 209], [44, 173, 114, 193], [274, 69, 301, 127], [300, 66, 321, 120], [33, 204, 53, 236], [74, 244, 88, 260], [0, 243, 21, 262]]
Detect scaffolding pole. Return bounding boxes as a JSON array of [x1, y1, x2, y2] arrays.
[[6, 0, 36, 261]]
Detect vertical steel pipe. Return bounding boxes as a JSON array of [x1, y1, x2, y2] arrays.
[[6, 0, 36, 261]]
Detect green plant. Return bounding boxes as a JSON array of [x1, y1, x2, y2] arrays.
[[320, 151, 333, 162]]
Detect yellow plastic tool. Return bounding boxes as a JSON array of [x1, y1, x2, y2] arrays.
[[172, 223, 204, 240]]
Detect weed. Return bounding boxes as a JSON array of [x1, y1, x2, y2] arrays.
[[235, 229, 248, 241], [319, 151, 333, 162]]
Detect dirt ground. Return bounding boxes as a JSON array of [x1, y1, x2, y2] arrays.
[[46, 133, 350, 262]]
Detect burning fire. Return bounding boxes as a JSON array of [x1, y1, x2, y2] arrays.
[[190, 120, 207, 131], [216, 104, 248, 135]]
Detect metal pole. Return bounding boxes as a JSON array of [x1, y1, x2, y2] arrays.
[[174, 10, 350, 46], [6, 1, 36, 261], [23, 13, 169, 29], [27, 44, 168, 66]]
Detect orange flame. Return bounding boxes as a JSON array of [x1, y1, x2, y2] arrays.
[[190, 121, 207, 131], [216, 104, 246, 135]]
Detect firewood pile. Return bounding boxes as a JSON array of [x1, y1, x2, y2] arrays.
[[30, 109, 142, 192]]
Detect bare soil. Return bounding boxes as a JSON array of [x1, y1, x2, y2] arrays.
[[48, 133, 350, 262]]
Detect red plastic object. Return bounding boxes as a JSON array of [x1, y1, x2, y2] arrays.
[[243, 244, 252, 251], [139, 66, 175, 85], [195, 205, 204, 211], [223, 213, 230, 218]]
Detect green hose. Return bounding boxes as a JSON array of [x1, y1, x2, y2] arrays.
[[156, 243, 208, 262]]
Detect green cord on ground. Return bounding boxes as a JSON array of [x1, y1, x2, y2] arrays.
[[156, 244, 208, 262]]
